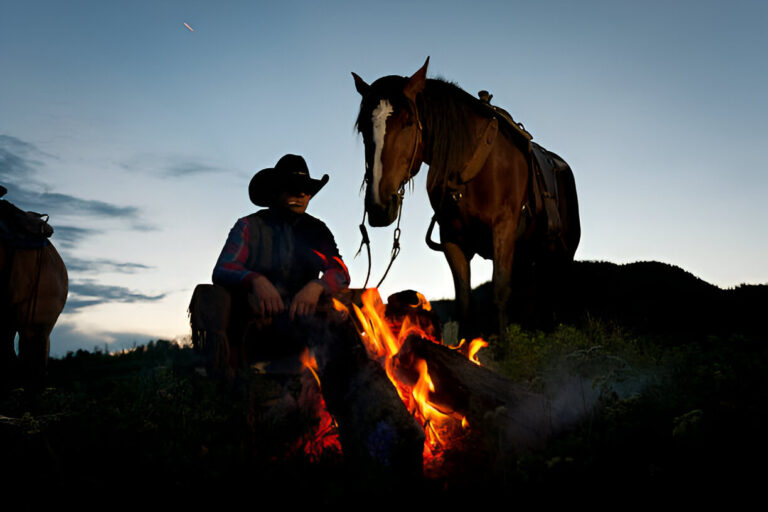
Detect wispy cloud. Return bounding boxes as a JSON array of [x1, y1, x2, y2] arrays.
[[53, 225, 100, 249], [164, 161, 224, 177], [0, 134, 53, 183], [65, 256, 152, 274], [65, 279, 165, 312], [38, 192, 139, 218], [120, 153, 229, 178], [1, 134, 156, 242]]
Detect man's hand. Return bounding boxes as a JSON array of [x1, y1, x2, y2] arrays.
[[289, 281, 324, 321], [251, 275, 285, 316]]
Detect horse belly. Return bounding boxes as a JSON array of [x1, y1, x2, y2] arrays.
[[6, 245, 68, 332]]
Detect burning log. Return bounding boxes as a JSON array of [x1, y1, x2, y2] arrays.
[[306, 307, 425, 480], [335, 287, 544, 463], [393, 333, 550, 449]]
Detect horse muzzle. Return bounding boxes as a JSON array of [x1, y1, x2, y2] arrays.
[[366, 192, 401, 227]]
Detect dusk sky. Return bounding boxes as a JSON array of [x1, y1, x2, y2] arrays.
[[1, 0, 766, 355]]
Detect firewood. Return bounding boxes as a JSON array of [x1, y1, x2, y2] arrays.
[[393, 333, 549, 447], [308, 315, 425, 479]]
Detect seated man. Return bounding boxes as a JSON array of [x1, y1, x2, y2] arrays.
[[212, 154, 350, 367]]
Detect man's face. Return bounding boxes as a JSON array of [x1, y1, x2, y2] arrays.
[[277, 189, 312, 215]]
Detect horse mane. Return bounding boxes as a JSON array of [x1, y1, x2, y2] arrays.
[[355, 76, 516, 184], [420, 78, 497, 179]]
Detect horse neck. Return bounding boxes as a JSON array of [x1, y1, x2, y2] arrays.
[[420, 95, 496, 192]]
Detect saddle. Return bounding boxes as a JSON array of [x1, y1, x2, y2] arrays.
[[477, 93, 570, 246], [0, 195, 54, 249]]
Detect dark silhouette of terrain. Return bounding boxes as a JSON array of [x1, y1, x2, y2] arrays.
[[432, 260, 767, 338]]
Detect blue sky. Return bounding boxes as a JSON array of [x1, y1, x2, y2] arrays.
[[1, 0, 766, 355]]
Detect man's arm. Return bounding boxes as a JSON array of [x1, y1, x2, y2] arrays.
[[213, 218, 284, 316], [289, 220, 350, 320], [212, 218, 261, 289], [311, 222, 351, 295]]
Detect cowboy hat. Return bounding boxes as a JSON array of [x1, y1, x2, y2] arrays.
[[248, 154, 329, 207]]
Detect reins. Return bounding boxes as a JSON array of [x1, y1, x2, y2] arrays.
[[357, 99, 422, 289]]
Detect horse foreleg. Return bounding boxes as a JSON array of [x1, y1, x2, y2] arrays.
[[492, 221, 516, 335], [17, 324, 51, 386], [443, 242, 473, 338], [0, 314, 18, 387]]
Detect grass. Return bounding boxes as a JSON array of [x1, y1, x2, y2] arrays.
[[1, 320, 766, 501]]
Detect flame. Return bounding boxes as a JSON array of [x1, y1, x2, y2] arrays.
[[300, 347, 321, 390], [468, 338, 489, 365], [413, 291, 432, 311], [340, 288, 488, 464], [452, 337, 489, 366], [291, 347, 341, 460], [331, 298, 346, 311]]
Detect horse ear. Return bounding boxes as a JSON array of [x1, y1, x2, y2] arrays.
[[352, 72, 370, 96], [404, 56, 429, 101]]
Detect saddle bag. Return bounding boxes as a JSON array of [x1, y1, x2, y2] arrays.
[[530, 142, 570, 244]]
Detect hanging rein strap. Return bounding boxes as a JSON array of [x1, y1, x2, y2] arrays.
[[355, 208, 372, 289], [375, 185, 404, 288], [357, 100, 423, 290]]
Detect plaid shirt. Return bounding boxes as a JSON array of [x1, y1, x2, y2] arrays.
[[212, 209, 349, 297]]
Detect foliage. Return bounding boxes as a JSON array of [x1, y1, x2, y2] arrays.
[[1, 310, 767, 500], [469, 320, 768, 497], [0, 340, 343, 499]]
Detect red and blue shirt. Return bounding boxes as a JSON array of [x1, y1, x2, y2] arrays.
[[213, 209, 350, 298]]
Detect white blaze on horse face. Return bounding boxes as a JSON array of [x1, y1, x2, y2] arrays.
[[371, 99, 394, 206]]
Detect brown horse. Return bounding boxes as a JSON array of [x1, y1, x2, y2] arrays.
[[352, 58, 580, 335], [1, 241, 68, 384]]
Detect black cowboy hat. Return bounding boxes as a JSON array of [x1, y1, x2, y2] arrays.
[[248, 154, 329, 207]]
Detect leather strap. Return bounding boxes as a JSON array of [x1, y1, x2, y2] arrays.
[[455, 117, 498, 185]]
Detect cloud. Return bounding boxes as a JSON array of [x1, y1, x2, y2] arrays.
[[65, 279, 166, 312], [2, 134, 157, 241], [52, 225, 101, 249], [0, 134, 52, 182], [65, 256, 152, 274], [5, 183, 139, 222], [37, 192, 139, 218], [120, 153, 229, 178], [164, 161, 224, 177]]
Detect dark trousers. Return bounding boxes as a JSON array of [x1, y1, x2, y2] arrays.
[[226, 288, 318, 364]]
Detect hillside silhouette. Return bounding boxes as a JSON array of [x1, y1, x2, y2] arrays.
[[432, 260, 767, 338]]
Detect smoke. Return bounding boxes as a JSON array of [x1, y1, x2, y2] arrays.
[[490, 346, 654, 453]]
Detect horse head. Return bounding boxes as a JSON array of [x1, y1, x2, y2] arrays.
[[352, 58, 429, 227]]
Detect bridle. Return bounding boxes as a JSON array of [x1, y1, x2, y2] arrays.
[[357, 97, 423, 289]]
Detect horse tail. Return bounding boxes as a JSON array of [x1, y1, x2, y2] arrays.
[[425, 215, 444, 252]]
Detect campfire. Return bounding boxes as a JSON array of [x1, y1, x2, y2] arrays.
[[340, 289, 488, 463], [295, 288, 490, 469]]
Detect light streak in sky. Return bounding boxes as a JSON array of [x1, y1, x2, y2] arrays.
[[183, 22, 194, 32]]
